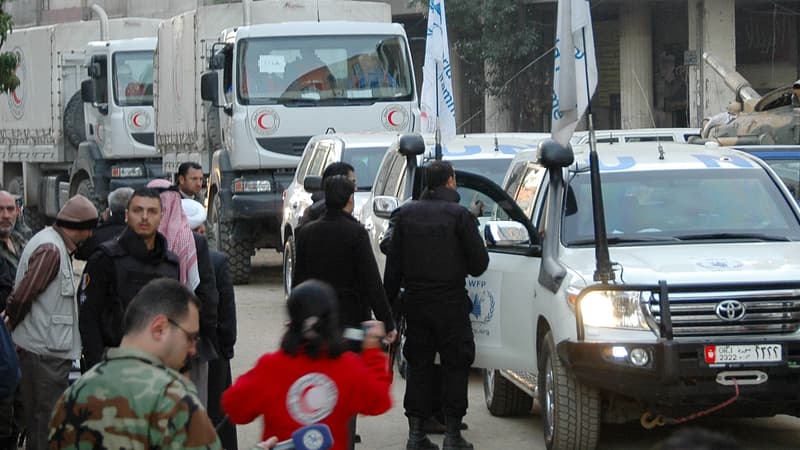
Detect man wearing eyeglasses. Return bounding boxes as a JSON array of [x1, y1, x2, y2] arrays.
[[49, 278, 222, 449], [78, 187, 180, 371]]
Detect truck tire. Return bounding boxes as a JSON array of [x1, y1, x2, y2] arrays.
[[209, 193, 251, 285], [206, 106, 222, 153], [282, 234, 295, 296], [64, 91, 86, 150], [76, 178, 104, 214], [539, 331, 600, 450], [483, 368, 533, 417]]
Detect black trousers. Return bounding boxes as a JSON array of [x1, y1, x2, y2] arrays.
[[208, 358, 238, 450], [403, 298, 475, 419]]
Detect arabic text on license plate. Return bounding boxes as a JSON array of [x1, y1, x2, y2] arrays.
[[704, 344, 782, 364]]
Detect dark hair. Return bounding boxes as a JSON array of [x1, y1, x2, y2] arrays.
[[321, 162, 355, 181], [177, 162, 203, 178], [654, 427, 741, 450], [127, 187, 162, 210], [122, 278, 200, 335], [281, 280, 345, 359], [324, 175, 355, 210], [425, 160, 454, 189]]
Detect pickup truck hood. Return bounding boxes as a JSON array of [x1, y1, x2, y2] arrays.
[[561, 242, 800, 286]]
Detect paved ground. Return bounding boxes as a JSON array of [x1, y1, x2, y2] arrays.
[[229, 251, 800, 449]]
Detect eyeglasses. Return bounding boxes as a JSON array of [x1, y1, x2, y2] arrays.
[[167, 318, 201, 344]]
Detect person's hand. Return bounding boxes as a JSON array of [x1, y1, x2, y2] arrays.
[[255, 436, 279, 449], [469, 199, 485, 218], [361, 320, 386, 350], [385, 329, 398, 345]]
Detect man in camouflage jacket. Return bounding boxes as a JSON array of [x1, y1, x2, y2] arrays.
[[48, 278, 221, 449]]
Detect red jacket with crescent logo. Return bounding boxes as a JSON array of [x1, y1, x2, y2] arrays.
[[222, 348, 391, 449]]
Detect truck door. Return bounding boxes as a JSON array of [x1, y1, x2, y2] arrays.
[[454, 169, 542, 372]]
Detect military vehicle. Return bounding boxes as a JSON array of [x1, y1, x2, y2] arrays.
[[700, 52, 800, 145]]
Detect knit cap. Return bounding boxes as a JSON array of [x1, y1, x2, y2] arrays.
[[56, 195, 98, 230]]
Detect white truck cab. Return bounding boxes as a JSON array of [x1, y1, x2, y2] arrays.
[[470, 140, 800, 449]]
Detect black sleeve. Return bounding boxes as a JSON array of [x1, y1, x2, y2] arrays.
[[213, 252, 237, 360], [78, 252, 115, 370], [356, 227, 394, 333], [194, 235, 219, 355], [458, 210, 490, 277], [0, 257, 13, 312], [378, 213, 398, 256], [382, 209, 403, 304], [297, 200, 324, 228]]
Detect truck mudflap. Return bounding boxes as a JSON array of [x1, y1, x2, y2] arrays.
[[563, 280, 800, 418]]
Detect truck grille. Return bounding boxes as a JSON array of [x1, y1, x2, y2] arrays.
[[647, 288, 800, 337]]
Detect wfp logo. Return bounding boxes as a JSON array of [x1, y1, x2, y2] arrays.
[[470, 289, 495, 325]]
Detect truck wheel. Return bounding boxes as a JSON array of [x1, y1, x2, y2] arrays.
[[539, 331, 600, 450], [209, 193, 251, 285], [483, 368, 533, 416], [64, 91, 86, 150], [282, 235, 295, 296], [76, 178, 104, 214]]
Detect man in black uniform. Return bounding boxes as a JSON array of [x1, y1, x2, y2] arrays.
[[78, 188, 180, 370], [384, 160, 489, 450]]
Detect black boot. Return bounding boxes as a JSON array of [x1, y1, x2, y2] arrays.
[[442, 417, 473, 450], [406, 417, 440, 450]]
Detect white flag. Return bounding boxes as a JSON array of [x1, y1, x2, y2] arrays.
[[420, 0, 456, 142], [551, 0, 597, 147]]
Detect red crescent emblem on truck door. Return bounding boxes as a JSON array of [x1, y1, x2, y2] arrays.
[[251, 108, 280, 136], [381, 105, 408, 131]]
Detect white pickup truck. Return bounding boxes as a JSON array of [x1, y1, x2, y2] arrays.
[[434, 140, 800, 449]]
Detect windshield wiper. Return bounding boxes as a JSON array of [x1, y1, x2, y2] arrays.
[[673, 232, 791, 242], [568, 236, 679, 246]]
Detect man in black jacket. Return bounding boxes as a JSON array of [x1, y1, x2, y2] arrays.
[[384, 160, 489, 450], [75, 187, 134, 261], [293, 175, 395, 450], [78, 188, 180, 370]]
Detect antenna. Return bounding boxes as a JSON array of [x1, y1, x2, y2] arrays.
[[493, 134, 499, 153], [633, 68, 665, 157]]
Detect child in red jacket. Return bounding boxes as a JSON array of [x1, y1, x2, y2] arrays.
[[222, 280, 392, 450]]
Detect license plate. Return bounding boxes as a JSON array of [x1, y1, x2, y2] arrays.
[[704, 344, 782, 364]]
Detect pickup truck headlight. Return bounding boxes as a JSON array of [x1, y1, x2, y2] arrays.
[[579, 290, 649, 329]]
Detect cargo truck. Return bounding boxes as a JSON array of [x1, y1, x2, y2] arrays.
[[0, 7, 161, 228], [155, 0, 418, 283]]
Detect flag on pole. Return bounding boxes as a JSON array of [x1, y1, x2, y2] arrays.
[[551, 0, 597, 147], [420, 0, 456, 142]]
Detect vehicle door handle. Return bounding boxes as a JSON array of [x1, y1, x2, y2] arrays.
[[364, 222, 374, 231], [377, 232, 384, 242]]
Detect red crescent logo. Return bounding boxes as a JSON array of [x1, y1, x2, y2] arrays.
[[11, 90, 21, 105], [132, 112, 141, 128], [299, 385, 319, 415], [387, 110, 398, 127], [257, 113, 269, 129]]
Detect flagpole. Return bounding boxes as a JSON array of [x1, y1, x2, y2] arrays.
[[434, 60, 442, 160], [582, 26, 614, 283]]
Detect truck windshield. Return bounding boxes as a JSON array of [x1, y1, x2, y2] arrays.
[[237, 35, 414, 105], [113, 51, 154, 107], [562, 168, 800, 245]]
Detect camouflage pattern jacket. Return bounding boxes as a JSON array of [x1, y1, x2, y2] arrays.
[[48, 347, 221, 449]]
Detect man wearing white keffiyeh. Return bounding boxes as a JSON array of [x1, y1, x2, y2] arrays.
[[147, 179, 220, 407]]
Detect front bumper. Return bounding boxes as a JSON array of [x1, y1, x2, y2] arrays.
[[558, 338, 800, 417]]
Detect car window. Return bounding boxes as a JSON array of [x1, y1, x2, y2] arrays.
[[384, 154, 406, 198], [449, 158, 512, 185], [341, 146, 389, 191], [308, 143, 331, 176], [296, 142, 317, 183], [514, 164, 547, 219], [760, 159, 800, 202], [374, 151, 404, 196], [562, 168, 800, 245], [504, 161, 527, 197]]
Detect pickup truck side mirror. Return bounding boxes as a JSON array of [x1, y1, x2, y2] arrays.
[[373, 196, 399, 219], [81, 79, 95, 103], [484, 221, 530, 247], [201, 72, 220, 106], [303, 175, 322, 193]]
